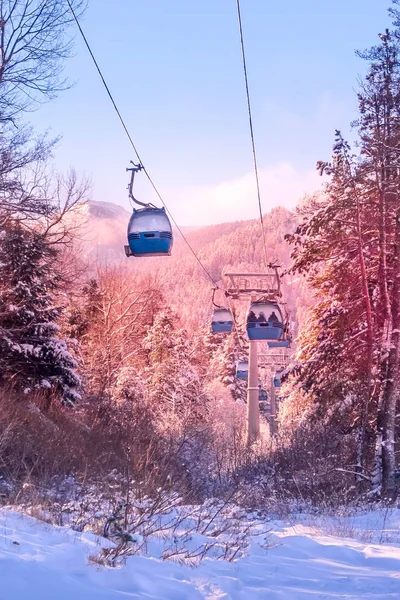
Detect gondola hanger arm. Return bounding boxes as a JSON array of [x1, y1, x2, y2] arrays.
[[126, 161, 157, 209], [211, 287, 223, 309]]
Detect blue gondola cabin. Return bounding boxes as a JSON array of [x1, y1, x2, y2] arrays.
[[246, 300, 284, 341], [211, 308, 233, 333], [236, 360, 248, 380], [125, 207, 173, 257], [267, 339, 290, 349], [273, 369, 284, 388]]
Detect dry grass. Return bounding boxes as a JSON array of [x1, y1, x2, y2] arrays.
[[0, 388, 185, 504]]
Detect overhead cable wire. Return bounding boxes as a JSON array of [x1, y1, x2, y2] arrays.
[[66, 0, 220, 289], [235, 0, 269, 270]]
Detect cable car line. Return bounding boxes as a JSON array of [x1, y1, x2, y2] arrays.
[[66, 0, 143, 164], [66, 0, 221, 287], [235, 0, 269, 270], [67, 2, 292, 442]]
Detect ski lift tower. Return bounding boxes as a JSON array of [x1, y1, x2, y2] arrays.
[[224, 268, 282, 445], [259, 349, 290, 436]]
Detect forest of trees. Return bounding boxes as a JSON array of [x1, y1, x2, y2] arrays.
[[2, 0, 400, 520]]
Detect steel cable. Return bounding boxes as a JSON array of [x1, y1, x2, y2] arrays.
[[66, 0, 221, 289], [235, 0, 269, 269]]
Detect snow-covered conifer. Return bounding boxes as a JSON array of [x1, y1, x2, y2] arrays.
[[210, 334, 246, 402], [143, 308, 205, 419], [0, 219, 80, 406]]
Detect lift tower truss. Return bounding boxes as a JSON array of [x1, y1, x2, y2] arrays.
[[223, 269, 283, 445], [224, 268, 281, 300]]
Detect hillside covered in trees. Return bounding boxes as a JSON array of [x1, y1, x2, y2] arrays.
[[76, 201, 302, 335]]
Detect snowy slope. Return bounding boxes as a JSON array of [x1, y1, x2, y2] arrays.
[[1, 508, 400, 599]]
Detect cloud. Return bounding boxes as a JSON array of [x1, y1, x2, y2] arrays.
[[164, 162, 323, 226]]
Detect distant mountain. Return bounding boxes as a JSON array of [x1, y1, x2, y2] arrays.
[[88, 200, 131, 220], [68, 200, 131, 228]]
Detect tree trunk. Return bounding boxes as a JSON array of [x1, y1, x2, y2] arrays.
[[381, 207, 400, 496], [374, 86, 394, 493], [353, 185, 374, 475]]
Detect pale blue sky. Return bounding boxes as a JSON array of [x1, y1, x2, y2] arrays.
[[31, 0, 391, 225]]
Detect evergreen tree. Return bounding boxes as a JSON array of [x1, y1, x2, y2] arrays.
[[210, 333, 246, 402], [286, 24, 400, 494], [0, 219, 80, 406], [356, 28, 400, 494], [143, 308, 205, 418], [193, 327, 224, 375], [64, 279, 102, 342]]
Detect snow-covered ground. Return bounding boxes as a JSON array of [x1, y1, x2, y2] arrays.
[[1, 507, 400, 599]]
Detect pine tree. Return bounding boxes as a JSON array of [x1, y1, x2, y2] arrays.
[[287, 134, 374, 432], [356, 28, 400, 494], [0, 219, 80, 406], [193, 327, 224, 376], [210, 333, 246, 402], [64, 279, 102, 342], [143, 308, 205, 419]]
